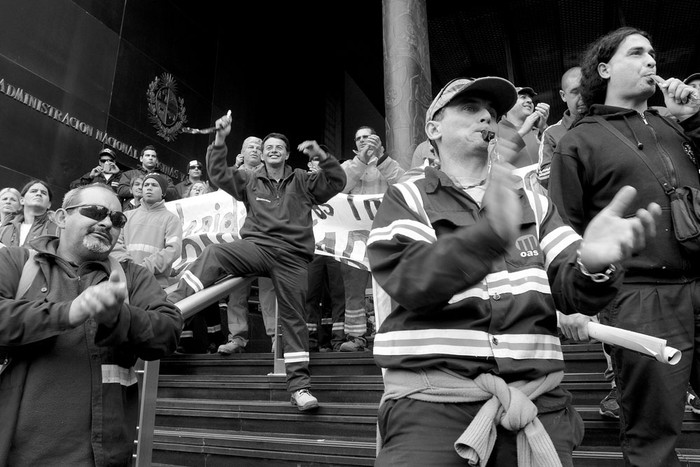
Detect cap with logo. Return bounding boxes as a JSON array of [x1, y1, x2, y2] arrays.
[[426, 77, 518, 123], [188, 160, 202, 169]]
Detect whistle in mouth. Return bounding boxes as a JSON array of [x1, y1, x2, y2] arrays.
[[481, 130, 496, 142]]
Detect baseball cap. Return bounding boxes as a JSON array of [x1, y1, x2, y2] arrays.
[[98, 147, 116, 161], [426, 77, 518, 122], [684, 73, 700, 84], [515, 86, 537, 97], [188, 160, 202, 169]]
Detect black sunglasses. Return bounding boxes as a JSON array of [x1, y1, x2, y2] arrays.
[[64, 204, 127, 228], [100, 158, 114, 163], [189, 165, 202, 170]]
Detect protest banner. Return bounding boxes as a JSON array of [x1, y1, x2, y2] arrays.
[[165, 191, 382, 278]]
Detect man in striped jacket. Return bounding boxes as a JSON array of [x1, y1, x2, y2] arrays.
[[367, 76, 661, 467]]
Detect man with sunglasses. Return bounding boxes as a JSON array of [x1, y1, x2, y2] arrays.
[[0, 183, 182, 466], [175, 159, 211, 198], [168, 113, 346, 411], [69, 147, 122, 192]]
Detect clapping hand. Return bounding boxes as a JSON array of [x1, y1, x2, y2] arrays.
[[579, 186, 661, 272], [483, 162, 521, 243], [68, 271, 127, 327]]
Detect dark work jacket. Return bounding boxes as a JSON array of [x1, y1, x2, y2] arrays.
[[206, 143, 346, 261], [69, 170, 122, 192], [550, 105, 700, 280], [0, 236, 182, 466]]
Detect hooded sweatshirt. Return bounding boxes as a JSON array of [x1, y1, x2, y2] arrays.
[[550, 104, 700, 279]]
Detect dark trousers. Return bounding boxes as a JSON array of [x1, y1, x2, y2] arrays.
[[602, 281, 700, 467], [170, 240, 311, 392], [375, 397, 584, 466], [306, 255, 345, 350]]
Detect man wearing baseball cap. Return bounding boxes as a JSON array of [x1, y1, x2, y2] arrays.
[[497, 85, 550, 168], [175, 159, 211, 198], [685, 72, 700, 91], [366, 76, 661, 466], [69, 147, 122, 192]]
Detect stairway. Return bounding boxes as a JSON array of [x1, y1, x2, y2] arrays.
[[151, 340, 700, 466]]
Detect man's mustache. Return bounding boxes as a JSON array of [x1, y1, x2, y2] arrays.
[[88, 227, 113, 243]]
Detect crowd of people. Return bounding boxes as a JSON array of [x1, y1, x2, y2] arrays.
[[1, 24, 699, 466]]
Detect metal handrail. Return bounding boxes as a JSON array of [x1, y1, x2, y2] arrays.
[[134, 275, 279, 466]]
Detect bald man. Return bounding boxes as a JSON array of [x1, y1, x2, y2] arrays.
[[537, 67, 587, 189]]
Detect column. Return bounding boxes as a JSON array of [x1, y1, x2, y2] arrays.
[[382, 0, 431, 169]]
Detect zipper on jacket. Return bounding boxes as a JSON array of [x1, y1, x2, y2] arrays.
[[641, 113, 680, 187]]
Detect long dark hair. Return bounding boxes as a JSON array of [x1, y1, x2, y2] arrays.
[[579, 27, 651, 108], [20, 179, 53, 201]]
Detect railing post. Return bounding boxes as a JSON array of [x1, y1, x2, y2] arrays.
[[132, 276, 244, 466], [134, 359, 161, 466]]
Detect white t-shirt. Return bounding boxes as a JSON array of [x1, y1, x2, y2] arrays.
[[19, 222, 32, 245]]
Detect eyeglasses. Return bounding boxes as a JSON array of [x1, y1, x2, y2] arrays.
[[100, 158, 114, 163], [64, 204, 127, 228], [189, 165, 202, 170]]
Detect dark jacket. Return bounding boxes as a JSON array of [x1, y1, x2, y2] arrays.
[[537, 110, 578, 189], [117, 166, 180, 202], [550, 105, 700, 279], [69, 170, 122, 192], [0, 236, 182, 466], [0, 211, 59, 247], [206, 143, 346, 261]]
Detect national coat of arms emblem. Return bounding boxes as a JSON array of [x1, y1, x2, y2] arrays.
[[147, 73, 187, 142]]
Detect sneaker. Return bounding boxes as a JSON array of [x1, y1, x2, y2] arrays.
[[217, 340, 245, 355], [339, 336, 367, 352], [599, 387, 620, 419], [290, 389, 319, 411], [687, 387, 700, 415]]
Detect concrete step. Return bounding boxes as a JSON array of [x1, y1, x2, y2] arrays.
[[157, 374, 384, 404], [156, 398, 378, 439], [152, 429, 375, 466]]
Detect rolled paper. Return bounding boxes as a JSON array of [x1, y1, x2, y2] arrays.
[[586, 321, 681, 365]]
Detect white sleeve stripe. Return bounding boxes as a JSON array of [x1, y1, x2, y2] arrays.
[[101, 364, 138, 386], [395, 182, 429, 223], [368, 220, 436, 245], [543, 233, 579, 270], [182, 270, 204, 293]]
